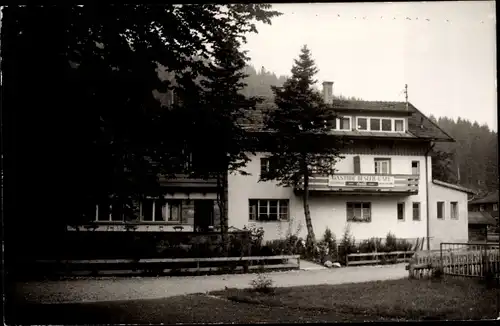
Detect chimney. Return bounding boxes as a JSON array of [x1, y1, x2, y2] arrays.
[[322, 81, 334, 104]]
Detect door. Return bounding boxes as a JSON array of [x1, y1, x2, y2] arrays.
[[194, 200, 214, 232]]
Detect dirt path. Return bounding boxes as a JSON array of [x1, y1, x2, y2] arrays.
[[13, 263, 408, 304]]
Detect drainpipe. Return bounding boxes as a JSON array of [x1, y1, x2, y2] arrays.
[[425, 142, 436, 251]]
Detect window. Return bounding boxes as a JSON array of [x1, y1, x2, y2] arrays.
[[370, 118, 381, 131], [394, 119, 404, 132], [96, 201, 112, 221], [357, 117, 368, 130], [450, 202, 458, 219], [354, 117, 405, 132], [397, 202, 405, 221], [381, 119, 392, 131], [141, 199, 182, 222], [166, 201, 181, 222], [340, 117, 351, 130], [95, 199, 127, 222], [249, 199, 289, 221], [93, 199, 192, 223], [411, 161, 420, 175], [333, 117, 351, 130], [347, 202, 371, 222], [261, 158, 271, 176], [493, 204, 498, 211], [374, 158, 391, 174], [331, 117, 351, 131], [437, 201, 444, 219], [261, 157, 279, 177], [413, 202, 421, 221], [480, 204, 485, 212]]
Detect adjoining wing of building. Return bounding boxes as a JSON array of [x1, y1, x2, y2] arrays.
[[70, 81, 477, 250]]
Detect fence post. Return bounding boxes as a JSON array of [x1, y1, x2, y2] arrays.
[[440, 243, 443, 273]]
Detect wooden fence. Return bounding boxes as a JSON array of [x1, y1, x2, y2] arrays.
[[346, 251, 414, 266], [407, 243, 500, 279], [31, 255, 301, 277]]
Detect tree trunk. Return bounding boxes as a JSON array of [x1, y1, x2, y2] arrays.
[[216, 172, 229, 255], [302, 161, 316, 245]]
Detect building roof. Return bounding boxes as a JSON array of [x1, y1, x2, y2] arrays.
[[468, 211, 497, 225], [243, 100, 455, 142], [469, 190, 499, 205], [432, 179, 478, 194]]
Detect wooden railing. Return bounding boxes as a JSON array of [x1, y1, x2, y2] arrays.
[[296, 173, 419, 194], [346, 251, 415, 266], [33, 255, 301, 276], [159, 174, 217, 188]]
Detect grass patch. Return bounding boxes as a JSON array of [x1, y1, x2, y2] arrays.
[[212, 278, 499, 321], [8, 294, 394, 324]]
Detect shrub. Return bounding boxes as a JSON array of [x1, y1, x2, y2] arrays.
[[396, 238, 413, 252], [431, 265, 444, 279], [264, 239, 286, 255], [259, 245, 274, 256], [338, 225, 357, 264], [322, 228, 338, 261], [243, 225, 265, 256], [385, 232, 398, 252], [250, 274, 275, 294]]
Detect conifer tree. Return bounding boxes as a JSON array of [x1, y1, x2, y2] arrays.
[[261, 45, 346, 245]]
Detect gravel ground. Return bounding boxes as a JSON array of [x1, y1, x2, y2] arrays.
[[12, 263, 408, 304]]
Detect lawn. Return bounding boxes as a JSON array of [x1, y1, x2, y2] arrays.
[[8, 294, 393, 324], [212, 277, 500, 321], [8, 278, 499, 324]]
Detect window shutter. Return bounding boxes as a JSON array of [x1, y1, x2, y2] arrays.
[[353, 156, 361, 174]]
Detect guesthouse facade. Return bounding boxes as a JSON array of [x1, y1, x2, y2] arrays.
[[229, 82, 473, 250]]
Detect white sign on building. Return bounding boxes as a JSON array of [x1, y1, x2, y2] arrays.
[[328, 174, 395, 188]]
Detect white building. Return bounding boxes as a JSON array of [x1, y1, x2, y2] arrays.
[[228, 82, 475, 249], [70, 82, 475, 250]]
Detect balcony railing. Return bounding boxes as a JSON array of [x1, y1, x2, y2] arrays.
[[159, 174, 217, 189], [296, 173, 419, 195]]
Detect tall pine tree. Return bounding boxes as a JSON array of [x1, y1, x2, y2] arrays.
[[261, 45, 345, 245]]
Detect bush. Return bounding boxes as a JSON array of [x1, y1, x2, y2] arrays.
[[357, 237, 383, 253], [431, 265, 444, 279], [264, 239, 286, 255], [250, 274, 275, 294], [259, 245, 274, 256], [385, 232, 398, 252], [396, 239, 413, 252], [243, 225, 265, 255], [338, 225, 357, 264], [322, 228, 338, 261]]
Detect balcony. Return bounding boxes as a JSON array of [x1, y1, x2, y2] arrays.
[[295, 173, 419, 195], [159, 174, 217, 191]]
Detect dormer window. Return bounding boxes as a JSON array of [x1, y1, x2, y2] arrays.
[[332, 116, 351, 131], [370, 118, 381, 131], [381, 119, 392, 131], [340, 117, 351, 130], [395, 119, 404, 131], [357, 118, 368, 130], [355, 117, 406, 133]]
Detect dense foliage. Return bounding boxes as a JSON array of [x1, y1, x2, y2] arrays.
[[2, 4, 281, 252], [430, 116, 498, 194]]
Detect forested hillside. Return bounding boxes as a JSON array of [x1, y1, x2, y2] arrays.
[[241, 65, 362, 101], [430, 116, 498, 195]]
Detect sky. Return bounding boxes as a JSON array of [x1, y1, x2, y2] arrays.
[[242, 2, 497, 131]]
